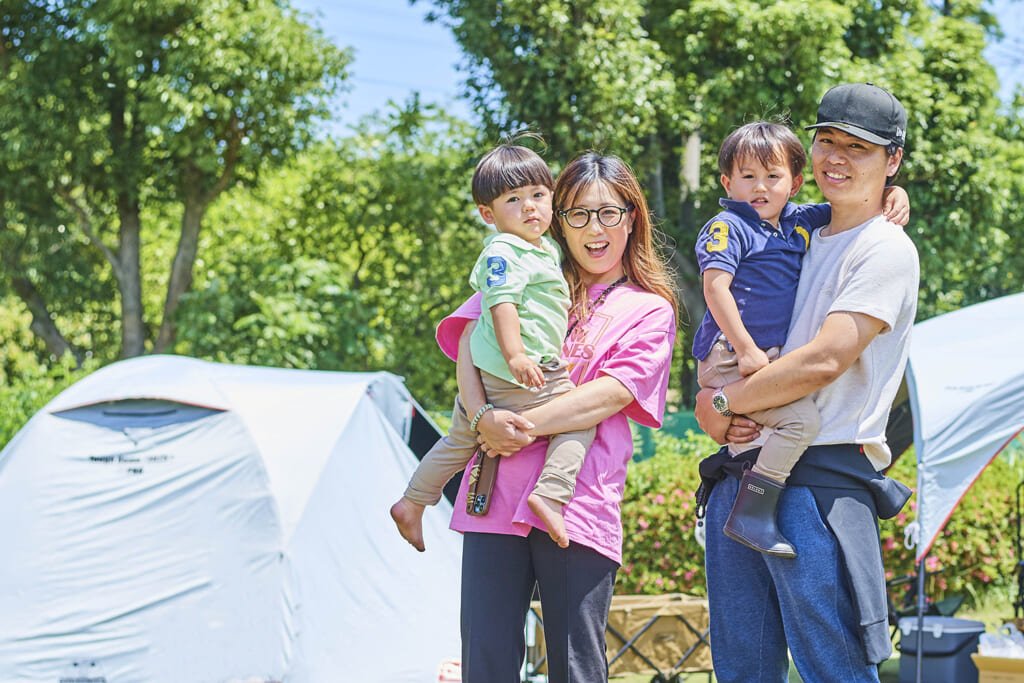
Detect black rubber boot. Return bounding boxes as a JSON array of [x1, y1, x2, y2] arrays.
[[722, 470, 797, 558]]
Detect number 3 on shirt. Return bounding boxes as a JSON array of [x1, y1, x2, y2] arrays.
[[704, 221, 729, 253], [486, 256, 507, 287]]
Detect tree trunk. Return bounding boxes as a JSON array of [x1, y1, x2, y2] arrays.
[[677, 130, 706, 408], [647, 132, 666, 220], [117, 197, 146, 358], [676, 130, 707, 323], [154, 192, 207, 354], [10, 275, 81, 364], [0, 196, 80, 363], [678, 130, 702, 230], [152, 132, 239, 354]]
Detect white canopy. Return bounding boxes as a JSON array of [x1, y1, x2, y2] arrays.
[[0, 355, 462, 683], [905, 292, 1024, 562]]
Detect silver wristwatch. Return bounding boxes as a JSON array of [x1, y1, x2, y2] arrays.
[[711, 388, 734, 416]]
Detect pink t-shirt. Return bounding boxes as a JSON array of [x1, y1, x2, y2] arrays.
[[438, 282, 676, 564]]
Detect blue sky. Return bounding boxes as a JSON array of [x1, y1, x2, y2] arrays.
[[290, 0, 469, 133], [293, 0, 1024, 135], [988, 0, 1024, 100]]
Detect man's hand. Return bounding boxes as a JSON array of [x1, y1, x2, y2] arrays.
[[694, 387, 762, 445]]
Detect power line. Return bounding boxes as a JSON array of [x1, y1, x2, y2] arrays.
[[339, 28, 456, 52], [322, 1, 434, 21], [350, 76, 459, 95]]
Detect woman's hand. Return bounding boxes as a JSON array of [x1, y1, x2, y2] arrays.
[[475, 408, 535, 457], [694, 387, 762, 444]]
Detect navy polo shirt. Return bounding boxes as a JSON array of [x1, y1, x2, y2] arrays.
[[691, 199, 831, 361]]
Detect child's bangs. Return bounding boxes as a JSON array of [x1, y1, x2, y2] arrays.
[[495, 157, 553, 195], [474, 149, 553, 204], [736, 136, 787, 171], [719, 122, 806, 177]]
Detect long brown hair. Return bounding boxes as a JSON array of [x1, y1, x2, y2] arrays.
[[550, 152, 679, 322]]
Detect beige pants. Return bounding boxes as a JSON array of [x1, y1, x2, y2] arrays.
[[405, 365, 596, 506], [698, 337, 820, 483]]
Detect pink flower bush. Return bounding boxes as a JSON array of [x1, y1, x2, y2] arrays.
[[619, 428, 1019, 607]]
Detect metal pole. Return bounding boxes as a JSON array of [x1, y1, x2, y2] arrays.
[[913, 392, 926, 683], [915, 552, 927, 683], [1016, 481, 1023, 620]]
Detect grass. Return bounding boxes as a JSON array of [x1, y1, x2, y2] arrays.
[[957, 583, 1019, 631]]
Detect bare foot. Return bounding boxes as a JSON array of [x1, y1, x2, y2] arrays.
[[390, 497, 426, 552], [528, 493, 569, 548]]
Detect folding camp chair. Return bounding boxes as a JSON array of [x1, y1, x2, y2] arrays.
[[525, 594, 713, 683]]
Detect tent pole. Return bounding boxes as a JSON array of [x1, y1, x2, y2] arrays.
[[915, 552, 926, 683]]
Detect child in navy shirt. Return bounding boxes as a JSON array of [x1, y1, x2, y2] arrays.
[[694, 121, 908, 557]]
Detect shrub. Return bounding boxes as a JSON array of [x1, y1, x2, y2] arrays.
[[881, 442, 1022, 608], [619, 429, 716, 596], [620, 427, 1023, 611], [0, 301, 100, 450], [0, 352, 98, 451]]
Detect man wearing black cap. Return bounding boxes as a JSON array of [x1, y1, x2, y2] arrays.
[[695, 83, 920, 681]]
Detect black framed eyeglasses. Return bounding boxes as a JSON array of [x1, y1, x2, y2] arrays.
[[557, 205, 631, 229]]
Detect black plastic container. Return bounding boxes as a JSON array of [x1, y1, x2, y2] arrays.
[[897, 615, 986, 683]]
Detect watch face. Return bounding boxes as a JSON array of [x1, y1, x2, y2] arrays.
[[713, 391, 730, 414]]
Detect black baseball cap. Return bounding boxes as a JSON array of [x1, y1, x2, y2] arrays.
[[805, 83, 907, 148]]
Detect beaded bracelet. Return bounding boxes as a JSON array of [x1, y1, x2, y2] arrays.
[[469, 403, 494, 432]]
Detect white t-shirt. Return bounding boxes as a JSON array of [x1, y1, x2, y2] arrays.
[[782, 214, 920, 470]]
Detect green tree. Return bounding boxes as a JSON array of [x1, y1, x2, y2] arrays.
[[0, 299, 99, 449], [421, 0, 678, 167], [176, 102, 485, 406], [419, 0, 855, 401], [876, 3, 1024, 318], [421, 0, 1024, 403], [0, 0, 349, 359]]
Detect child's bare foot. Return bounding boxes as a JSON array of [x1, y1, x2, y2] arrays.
[[528, 493, 569, 548], [390, 497, 426, 552]]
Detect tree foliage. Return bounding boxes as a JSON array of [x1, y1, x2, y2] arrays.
[[0, 0, 349, 359], [420, 0, 1024, 403], [420, 0, 679, 167], [0, 298, 100, 448], [2, 0, 1023, 416], [175, 103, 486, 406]]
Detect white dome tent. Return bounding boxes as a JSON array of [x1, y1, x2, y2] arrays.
[[902, 291, 1024, 564], [885, 292, 1024, 682], [0, 355, 461, 683]]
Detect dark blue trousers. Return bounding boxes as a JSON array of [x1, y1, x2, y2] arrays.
[[460, 529, 618, 683], [705, 477, 881, 683]]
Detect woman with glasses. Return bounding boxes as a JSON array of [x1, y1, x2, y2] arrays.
[[437, 151, 679, 682]]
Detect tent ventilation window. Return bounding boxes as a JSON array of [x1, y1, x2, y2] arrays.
[[53, 399, 223, 430]]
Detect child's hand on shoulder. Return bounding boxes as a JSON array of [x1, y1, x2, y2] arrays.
[[508, 354, 545, 388], [882, 185, 910, 226], [737, 347, 770, 377]]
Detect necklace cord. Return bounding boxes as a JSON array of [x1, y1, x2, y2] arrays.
[[564, 276, 628, 341]]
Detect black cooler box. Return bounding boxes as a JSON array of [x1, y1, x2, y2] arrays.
[[897, 615, 986, 683]]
